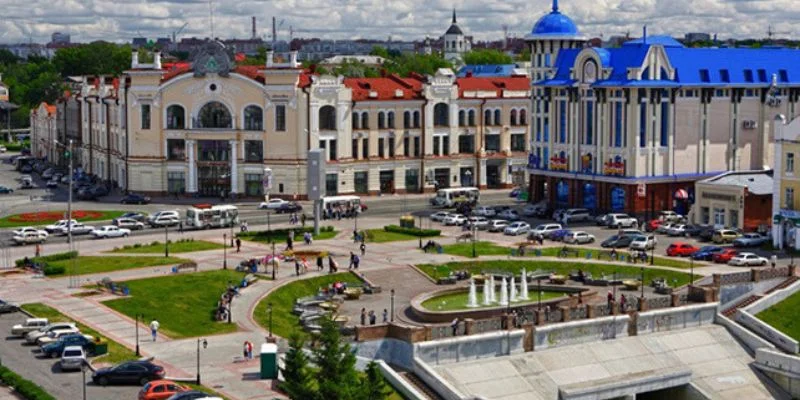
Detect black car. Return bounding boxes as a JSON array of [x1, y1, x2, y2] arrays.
[[92, 360, 165, 386], [601, 235, 635, 248], [120, 193, 151, 205], [115, 212, 147, 222], [0, 300, 20, 314], [275, 202, 303, 214], [166, 390, 213, 400], [698, 227, 716, 242], [684, 224, 710, 238], [0, 186, 14, 194], [77, 186, 109, 200]]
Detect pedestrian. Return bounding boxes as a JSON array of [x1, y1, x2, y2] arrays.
[[607, 290, 613, 309], [349, 252, 355, 270], [317, 255, 324, 271], [360, 242, 366, 256], [369, 310, 376, 325], [353, 254, 360, 270], [451, 318, 459, 336], [771, 254, 778, 268], [620, 294, 627, 312], [301, 213, 307, 227], [235, 237, 241, 253], [328, 255, 338, 273], [382, 308, 388, 323], [360, 308, 367, 325], [295, 259, 301, 276], [287, 232, 294, 250], [179, 221, 183, 233], [150, 319, 160, 342], [243, 341, 249, 359], [247, 341, 254, 359], [34, 244, 41, 258]]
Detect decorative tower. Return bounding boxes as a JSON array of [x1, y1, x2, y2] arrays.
[[443, 9, 469, 64]]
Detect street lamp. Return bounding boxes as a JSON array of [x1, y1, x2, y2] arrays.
[[54, 139, 75, 287], [690, 257, 694, 286], [267, 302, 273, 338], [164, 225, 169, 257], [135, 314, 142, 356], [271, 242, 276, 280], [390, 289, 395, 322], [81, 360, 87, 400], [230, 224, 234, 247], [196, 338, 208, 384], [223, 233, 228, 269], [640, 266, 645, 302]]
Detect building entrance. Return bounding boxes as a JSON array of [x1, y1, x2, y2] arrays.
[[198, 163, 231, 197]]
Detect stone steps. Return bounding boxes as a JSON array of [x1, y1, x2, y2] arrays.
[[721, 295, 763, 318], [765, 276, 799, 295], [398, 371, 443, 400]]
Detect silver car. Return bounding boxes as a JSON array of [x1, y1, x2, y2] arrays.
[[60, 346, 86, 371]]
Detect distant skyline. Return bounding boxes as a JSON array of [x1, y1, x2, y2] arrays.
[[0, 0, 798, 44]]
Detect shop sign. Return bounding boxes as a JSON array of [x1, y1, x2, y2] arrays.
[[550, 156, 568, 171]]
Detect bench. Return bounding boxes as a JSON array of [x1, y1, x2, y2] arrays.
[[172, 262, 198, 273]]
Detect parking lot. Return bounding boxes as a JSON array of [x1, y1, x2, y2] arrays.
[[0, 312, 138, 399]]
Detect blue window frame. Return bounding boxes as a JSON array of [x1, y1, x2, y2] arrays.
[[660, 102, 669, 147], [542, 147, 549, 170], [614, 102, 623, 147], [559, 101, 567, 143], [586, 101, 593, 145], [544, 117, 550, 142], [639, 102, 647, 147]]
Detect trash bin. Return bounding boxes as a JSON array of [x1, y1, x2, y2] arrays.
[[260, 343, 278, 379]]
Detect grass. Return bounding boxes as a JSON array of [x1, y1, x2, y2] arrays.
[[240, 226, 338, 244], [110, 240, 224, 254], [253, 273, 362, 339], [0, 210, 129, 228], [421, 289, 569, 311], [183, 382, 231, 400], [756, 290, 800, 342], [365, 229, 430, 243], [417, 260, 696, 288], [45, 255, 189, 276], [103, 270, 247, 338], [441, 241, 510, 258], [20, 303, 137, 365]]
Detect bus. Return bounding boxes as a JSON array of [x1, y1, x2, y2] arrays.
[[185, 204, 239, 229], [430, 187, 480, 208], [322, 195, 364, 213]]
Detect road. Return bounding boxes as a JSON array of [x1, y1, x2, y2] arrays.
[[0, 312, 139, 400]]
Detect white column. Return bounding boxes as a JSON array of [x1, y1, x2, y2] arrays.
[[186, 139, 197, 193], [229, 140, 239, 194]]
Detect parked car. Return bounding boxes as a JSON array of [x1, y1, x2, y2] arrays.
[[667, 224, 688, 237], [275, 202, 303, 214], [562, 208, 591, 224], [11, 318, 49, 336], [552, 209, 566, 222], [712, 248, 739, 263], [466, 216, 489, 230], [655, 222, 675, 234], [147, 211, 180, 224], [115, 212, 147, 222], [42, 168, 55, 179], [443, 214, 468, 226], [59, 346, 87, 371], [629, 235, 657, 251], [658, 210, 684, 223], [645, 219, 663, 232], [0, 185, 14, 194], [606, 214, 638, 229], [548, 229, 573, 241], [666, 242, 700, 257], [563, 231, 595, 244], [149, 215, 180, 228], [429, 211, 450, 222], [25, 322, 77, 344], [487, 220, 509, 232], [728, 252, 769, 267], [691, 246, 723, 261], [92, 360, 166, 386], [473, 206, 497, 217], [139, 380, 190, 400], [521, 203, 541, 217], [732, 233, 769, 248], [509, 187, 521, 198], [497, 209, 520, 221], [601, 235, 635, 248], [91, 226, 131, 239], [12, 227, 48, 238], [12, 231, 47, 245], [36, 328, 82, 346], [596, 214, 611, 226], [166, 391, 217, 400], [530, 223, 563, 237], [504, 221, 531, 236], [258, 199, 288, 210], [698, 227, 717, 242], [46, 179, 59, 188], [712, 229, 741, 244], [114, 218, 145, 230], [684, 225, 711, 238], [45, 219, 78, 233], [60, 223, 95, 236], [120, 193, 151, 205], [0, 300, 20, 314]]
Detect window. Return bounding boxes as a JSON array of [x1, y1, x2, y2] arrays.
[[433, 136, 441, 156], [585, 101, 593, 145], [361, 113, 369, 130], [713, 207, 725, 226], [166, 139, 185, 161], [458, 110, 465, 127], [433, 103, 449, 126], [403, 137, 410, 157], [352, 112, 360, 130], [494, 109, 501, 126], [413, 111, 420, 128], [362, 138, 369, 159], [388, 137, 395, 157], [405, 169, 419, 192], [719, 69, 730, 83], [244, 140, 263, 162], [519, 110, 527, 125], [166, 105, 185, 129], [701, 207, 710, 224], [167, 171, 185, 194], [699, 69, 710, 82], [328, 139, 337, 160], [485, 134, 500, 152], [198, 140, 230, 161], [141, 104, 151, 130], [468, 110, 475, 126], [387, 111, 395, 129], [352, 139, 359, 159], [245, 173, 263, 196], [787, 153, 795, 174], [660, 102, 669, 147], [325, 173, 338, 196], [459, 135, 474, 154], [319, 106, 337, 130], [786, 188, 795, 209], [378, 138, 385, 158], [729, 209, 739, 228], [559, 101, 567, 143], [403, 111, 411, 129], [758, 69, 768, 82], [244, 105, 263, 131], [511, 134, 526, 152], [614, 102, 623, 147], [275, 105, 286, 131], [639, 102, 647, 147], [378, 112, 386, 129], [744, 70, 754, 83], [413, 137, 420, 157], [197, 101, 232, 128], [510, 109, 518, 126], [442, 136, 450, 155], [484, 109, 492, 126], [354, 171, 368, 193]]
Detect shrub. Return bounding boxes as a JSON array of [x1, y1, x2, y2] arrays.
[[133, 243, 141, 248], [0, 365, 57, 400], [15, 251, 77, 267], [150, 241, 160, 246], [383, 225, 440, 237], [239, 226, 334, 241], [42, 265, 66, 276]]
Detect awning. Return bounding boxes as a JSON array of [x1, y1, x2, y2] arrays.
[[674, 189, 689, 200]]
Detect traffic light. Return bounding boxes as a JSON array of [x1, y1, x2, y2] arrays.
[[64, 150, 71, 159]]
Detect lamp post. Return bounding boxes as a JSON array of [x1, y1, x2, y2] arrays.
[[267, 211, 271, 235], [164, 225, 169, 257], [690, 257, 694, 286], [471, 222, 477, 258], [271, 241, 276, 280], [223, 233, 228, 269], [267, 302, 273, 338], [81, 360, 87, 400], [230, 224, 234, 247], [196, 338, 208, 384], [650, 241, 655, 265], [55, 139, 75, 287], [135, 314, 141, 356], [640, 266, 645, 300], [390, 289, 395, 322]]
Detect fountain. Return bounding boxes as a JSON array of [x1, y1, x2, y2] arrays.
[[499, 278, 509, 306], [520, 269, 529, 300], [466, 278, 478, 308], [510, 276, 517, 302], [482, 278, 491, 305]]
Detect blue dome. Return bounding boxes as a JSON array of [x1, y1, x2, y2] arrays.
[[530, 1, 580, 37]]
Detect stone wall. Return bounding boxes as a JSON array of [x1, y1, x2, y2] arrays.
[[755, 348, 800, 399], [715, 313, 776, 353], [634, 303, 718, 336], [532, 315, 630, 351], [375, 360, 428, 400], [352, 338, 415, 370], [414, 330, 526, 366], [413, 356, 464, 400], [736, 280, 800, 354]]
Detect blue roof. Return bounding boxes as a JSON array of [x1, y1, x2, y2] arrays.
[[457, 64, 517, 78], [623, 35, 684, 48], [530, 0, 580, 37]]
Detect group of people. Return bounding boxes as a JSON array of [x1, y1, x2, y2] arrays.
[[360, 308, 388, 325], [215, 282, 241, 322], [323, 204, 360, 220], [607, 291, 633, 312], [288, 213, 304, 226]]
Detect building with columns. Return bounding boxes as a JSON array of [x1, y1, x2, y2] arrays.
[[527, 0, 800, 217]]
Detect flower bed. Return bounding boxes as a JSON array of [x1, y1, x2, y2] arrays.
[[0, 210, 128, 227]]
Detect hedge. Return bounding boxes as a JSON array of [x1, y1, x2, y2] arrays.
[[239, 226, 334, 242], [0, 365, 57, 400], [383, 225, 441, 237], [15, 251, 77, 275]]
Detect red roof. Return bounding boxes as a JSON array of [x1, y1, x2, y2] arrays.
[[45, 104, 56, 115], [343, 74, 424, 101], [455, 76, 530, 98]]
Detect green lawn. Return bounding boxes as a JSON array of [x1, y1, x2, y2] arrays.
[[417, 260, 696, 287], [756, 290, 800, 342], [441, 241, 510, 257], [365, 229, 427, 243], [240, 226, 338, 244], [103, 270, 247, 338], [0, 210, 129, 228], [253, 273, 362, 339], [421, 289, 569, 311], [46, 256, 189, 276], [20, 303, 137, 365], [110, 240, 223, 254]]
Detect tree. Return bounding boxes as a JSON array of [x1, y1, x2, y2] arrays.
[[463, 49, 514, 65], [359, 361, 391, 400], [370, 46, 390, 59], [313, 317, 362, 400], [0, 49, 19, 66], [53, 42, 132, 77], [383, 53, 452, 77], [280, 335, 318, 400]]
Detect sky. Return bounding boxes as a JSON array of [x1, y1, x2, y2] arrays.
[[0, 0, 799, 44]]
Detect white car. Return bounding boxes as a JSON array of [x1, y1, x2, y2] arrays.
[[25, 322, 78, 344], [606, 214, 638, 229], [149, 215, 180, 227], [531, 223, 563, 237], [113, 218, 145, 230], [504, 221, 531, 236], [466, 216, 490, 230], [45, 219, 78, 233], [12, 231, 47, 245], [728, 252, 769, 266], [429, 211, 451, 222], [521, 203, 541, 217], [563, 231, 595, 244], [147, 210, 179, 224], [667, 224, 688, 237], [36, 328, 81, 346], [473, 206, 496, 218], [60, 223, 95, 236], [12, 227, 48, 238], [655, 222, 675, 234], [91, 225, 131, 239], [629, 235, 657, 251], [11, 318, 49, 336], [259, 198, 288, 210], [487, 220, 509, 232], [497, 209, 520, 221], [658, 210, 683, 223], [60, 346, 86, 371], [443, 214, 468, 226]]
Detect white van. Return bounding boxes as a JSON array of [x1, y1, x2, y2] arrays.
[[562, 208, 591, 224]]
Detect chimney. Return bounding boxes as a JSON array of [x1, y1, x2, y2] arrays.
[[131, 50, 139, 68], [266, 51, 274, 68], [154, 51, 162, 69], [290, 51, 298, 67]]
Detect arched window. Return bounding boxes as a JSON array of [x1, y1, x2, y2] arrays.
[[403, 111, 411, 129], [510, 109, 518, 126], [387, 111, 395, 129], [352, 112, 360, 130], [520, 109, 527, 125], [458, 110, 465, 127], [361, 112, 369, 130], [378, 112, 386, 129], [197, 101, 232, 129], [484, 109, 492, 126], [433, 103, 449, 127], [468, 110, 475, 126], [243, 105, 263, 131], [319, 106, 337, 130], [166, 105, 185, 129], [413, 111, 420, 128], [494, 109, 502, 126]]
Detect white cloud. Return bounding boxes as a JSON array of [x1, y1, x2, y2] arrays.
[[0, 0, 796, 44]]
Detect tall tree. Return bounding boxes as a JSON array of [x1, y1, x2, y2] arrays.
[[53, 42, 132, 77], [360, 361, 392, 400], [312, 317, 362, 400], [280, 335, 318, 400], [463, 49, 514, 65], [383, 53, 452, 77]]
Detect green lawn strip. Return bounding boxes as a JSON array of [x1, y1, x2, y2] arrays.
[[441, 241, 509, 257], [46, 256, 189, 276], [109, 240, 223, 254], [253, 273, 362, 340], [417, 259, 694, 287], [756, 290, 800, 342], [421, 290, 567, 311], [0, 364, 57, 400], [365, 229, 427, 243], [239, 226, 337, 244], [20, 303, 137, 365], [0, 210, 130, 228], [103, 270, 246, 339]]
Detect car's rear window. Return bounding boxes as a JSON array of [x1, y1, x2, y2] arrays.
[[63, 350, 82, 357]]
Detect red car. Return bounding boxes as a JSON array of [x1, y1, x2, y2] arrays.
[[138, 380, 188, 400], [712, 248, 738, 263], [666, 242, 699, 257], [646, 219, 663, 232]]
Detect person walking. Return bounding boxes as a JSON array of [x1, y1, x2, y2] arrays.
[[235, 237, 241, 253], [243, 341, 250, 360], [317, 256, 324, 272], [382, 309, 388, 323], [178, 221, 183, 233], [301, 213, 307, 227], [451, 318, 459, 336], [771, 254, 778, 268], [287, 231, 294, 250], [353, 254, 360, 270], [360, 308, 367, 325], [295, 259, 301, 276], [349, 252, 355, 270], [149, 320, 160, 342], [607, 291, 613, 309], [360, 242, 366, 256], [34, 244, 41, 258], [368, 310, 376, 325], [620, 294, 627, 313]]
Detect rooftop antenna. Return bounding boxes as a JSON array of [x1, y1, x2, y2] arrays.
[[209, 0, 215, 39], [642, 25, 647, 45], [502, 24, 509, 50]]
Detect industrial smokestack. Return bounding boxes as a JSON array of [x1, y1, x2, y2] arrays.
[[252, 16, 256, 40], [272, 17, 277, 47]]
